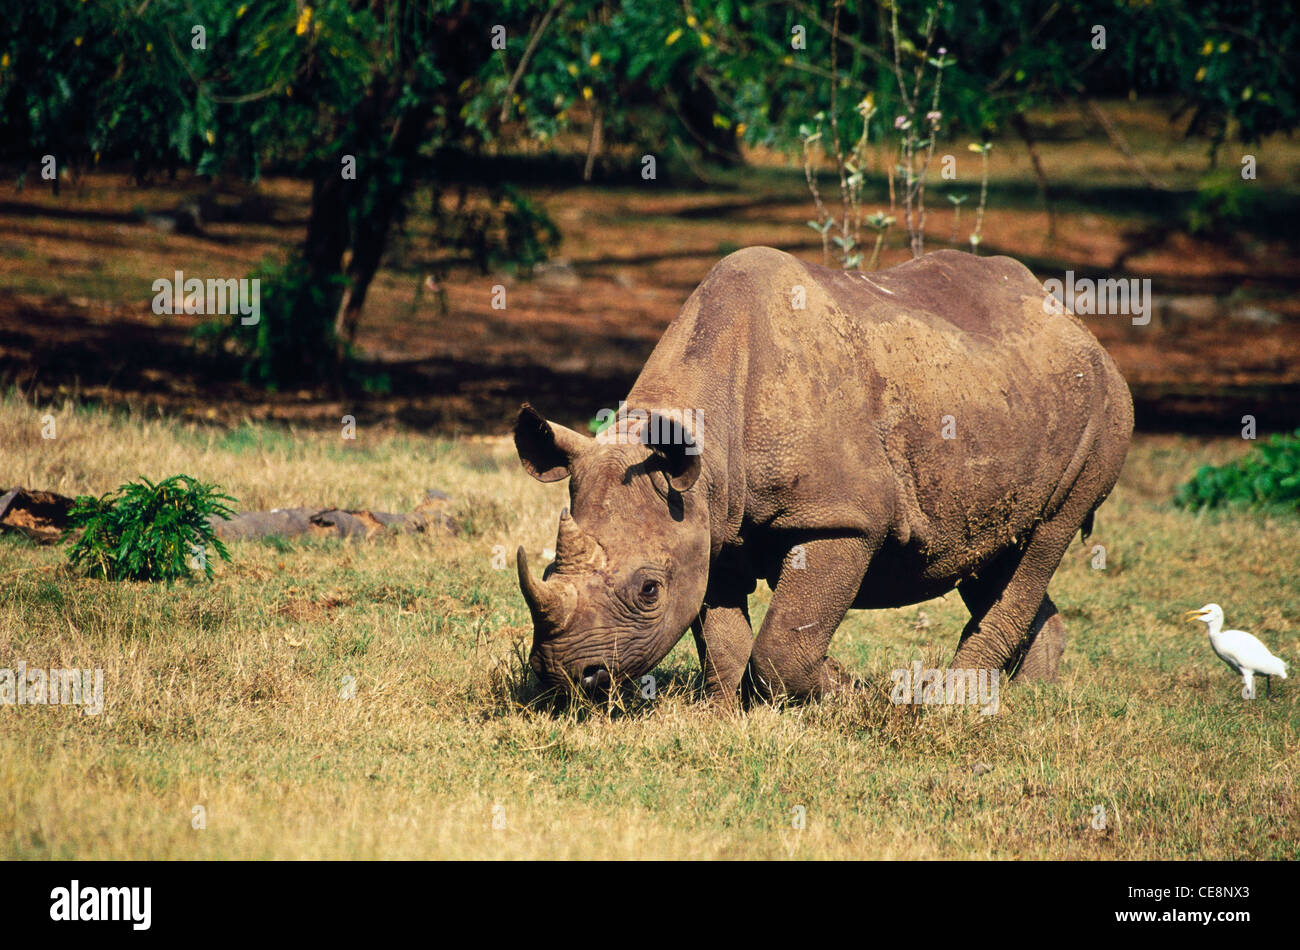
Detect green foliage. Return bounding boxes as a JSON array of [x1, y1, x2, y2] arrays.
[[6, 1, 1294, 176], [493, 186, 561, 272], [1137, 0, 1299, 148], [431, 183, 560, 275], [1176, 430, 1300, 512], [195, 255, 344, 388], [1184, 168, 1255, 236], [688, 0, 1298, 161], [66, 475, 236, 582]]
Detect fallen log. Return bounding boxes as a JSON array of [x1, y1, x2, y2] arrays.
[[210, 489, 458, 541], [0, 487, 457, 544], [0, 488, 74, 543]]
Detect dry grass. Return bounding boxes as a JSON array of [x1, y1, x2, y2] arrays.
[[1, 393, 1297, 859]]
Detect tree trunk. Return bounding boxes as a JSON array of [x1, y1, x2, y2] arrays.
[[305, 166, 350, 286], [332, 102, 434, 358], [306, 1, 482, 376], [1010, 112, 1055, 243]]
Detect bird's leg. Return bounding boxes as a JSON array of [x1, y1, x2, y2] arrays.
[[1241, 671, 1256, 701], [1266, 675, 1272, 700]]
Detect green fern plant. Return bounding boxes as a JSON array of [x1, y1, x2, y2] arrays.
[[65, 475, 236, 582]]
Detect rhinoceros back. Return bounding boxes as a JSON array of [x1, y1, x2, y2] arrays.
[[628, 247, 1127, 580]]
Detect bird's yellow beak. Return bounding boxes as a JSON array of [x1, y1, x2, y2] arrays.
[[1184, 608, 1207, 622]]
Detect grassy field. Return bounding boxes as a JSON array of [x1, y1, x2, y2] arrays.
[[1, 394, 1298, 859]]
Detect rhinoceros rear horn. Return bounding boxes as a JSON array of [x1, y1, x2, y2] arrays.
[[645, 411, 703, 492], [516, 546, 576, 631], [514, 403, 591, 483], [555, 508, 606, 570]]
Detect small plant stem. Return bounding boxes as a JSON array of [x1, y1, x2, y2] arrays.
[[802, 138, 832, 266], [827, 0, 854, 260], [970, 146, 990, 253], [869, 225, 889, 271]]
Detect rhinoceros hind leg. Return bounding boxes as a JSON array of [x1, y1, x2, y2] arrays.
[[951, 508, 1083, 677], [1010, 596, 1066, 682]]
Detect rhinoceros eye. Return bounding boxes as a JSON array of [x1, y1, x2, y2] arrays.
[[625, 570, 665, 612]]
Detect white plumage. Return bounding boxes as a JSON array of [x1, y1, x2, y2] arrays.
[[1185, 603, 1288, 699]]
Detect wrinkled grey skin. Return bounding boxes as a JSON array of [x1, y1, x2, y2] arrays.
[[516, 247, 1133, 706]]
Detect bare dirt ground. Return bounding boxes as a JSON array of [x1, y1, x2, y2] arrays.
[[2, 101, 1299, 435]]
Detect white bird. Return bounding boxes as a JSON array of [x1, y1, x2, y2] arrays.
[[1184, 603, 1288, 700]]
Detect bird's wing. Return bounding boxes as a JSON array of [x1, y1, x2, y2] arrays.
[[1207, 639, 1242, 674], [1219, 630, 1288, 677]]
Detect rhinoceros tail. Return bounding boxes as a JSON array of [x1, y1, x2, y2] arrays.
[[1080, 510, 1095, 542]]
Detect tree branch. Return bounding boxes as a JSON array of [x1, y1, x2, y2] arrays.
[[499, 0, 565, 124]]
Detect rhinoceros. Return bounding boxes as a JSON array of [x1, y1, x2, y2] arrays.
[[514, 247, 1132, 705]]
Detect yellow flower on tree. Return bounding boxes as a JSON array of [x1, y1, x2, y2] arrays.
[[588, 52, 600, 67], [296, 7, 313, 36], [582, 86, 593, 100], [666, 29, 682, 45]]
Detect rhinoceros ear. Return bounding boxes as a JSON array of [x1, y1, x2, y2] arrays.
[[514, 403, 590, 482], [645, 411, 703, 492]]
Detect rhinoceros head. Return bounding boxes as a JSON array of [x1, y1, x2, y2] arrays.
[[513, 403, 709, 696]]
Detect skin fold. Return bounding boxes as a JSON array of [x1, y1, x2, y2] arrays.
[[515, 247, 1133, 707]]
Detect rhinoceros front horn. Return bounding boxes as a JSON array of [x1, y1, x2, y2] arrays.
[[516, 546, 576, 632]]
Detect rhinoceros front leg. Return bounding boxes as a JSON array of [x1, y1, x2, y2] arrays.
[[744, 535, 875, 703], [691, 602, 753, 708]]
